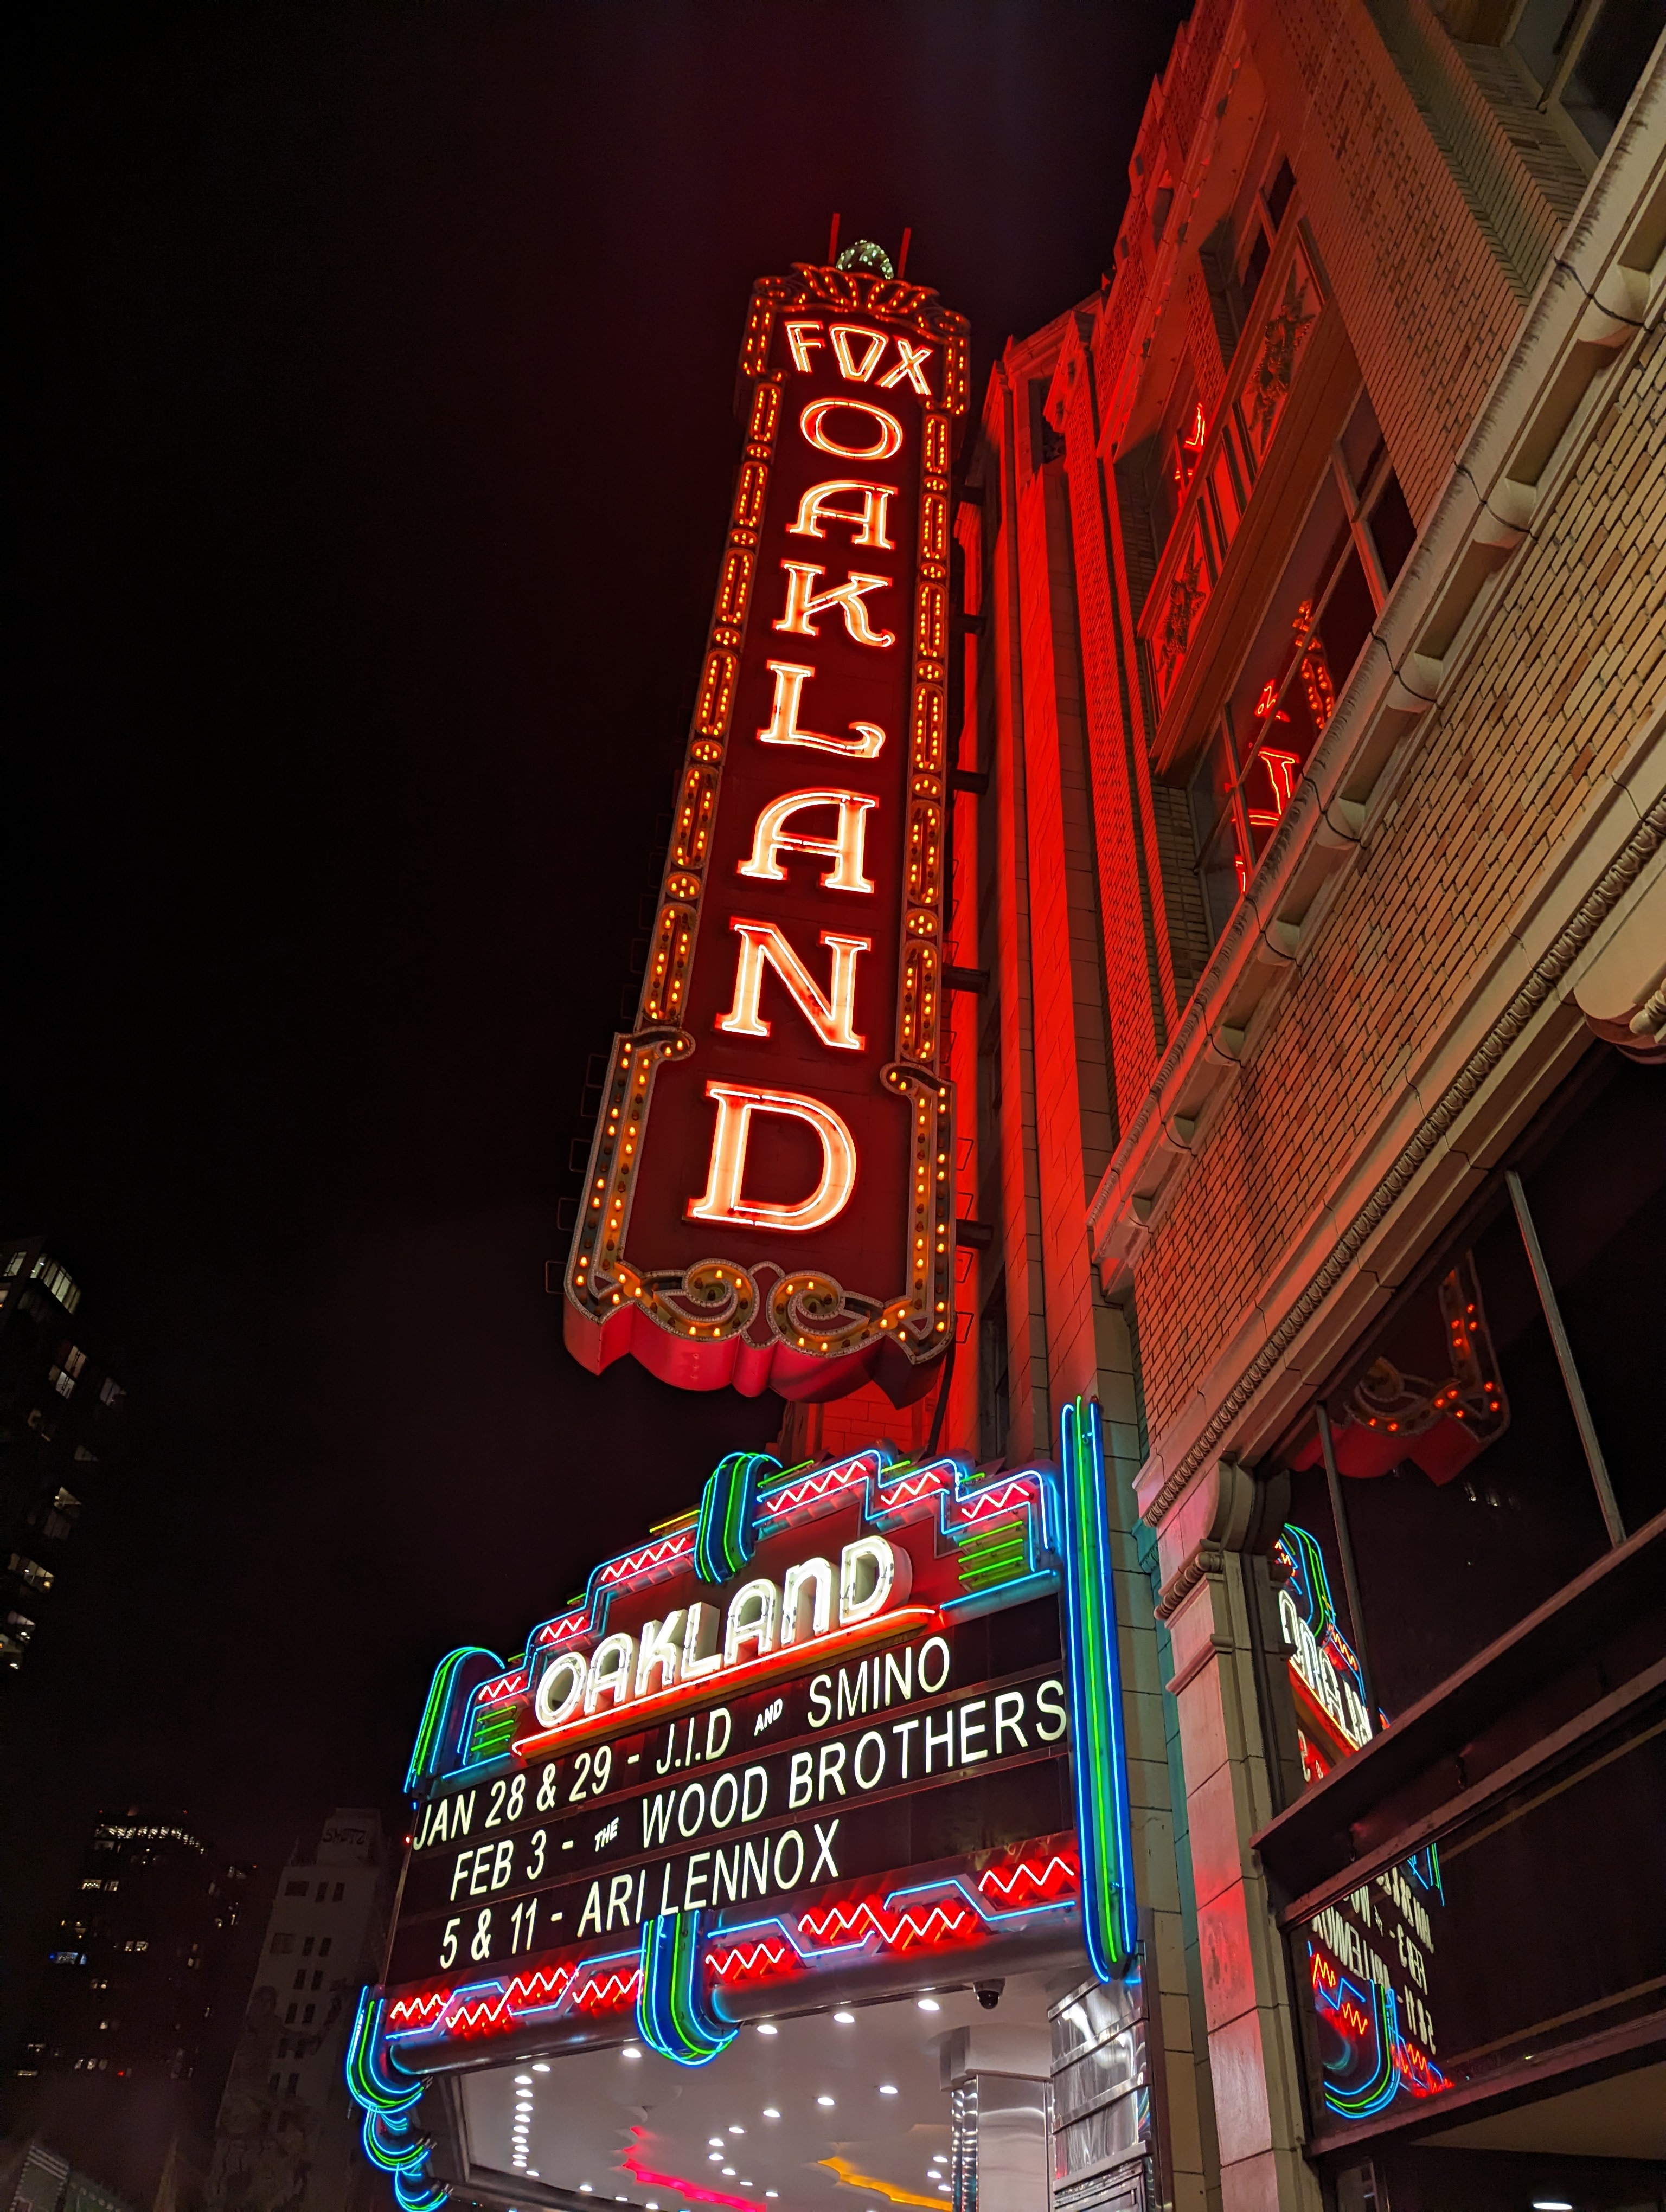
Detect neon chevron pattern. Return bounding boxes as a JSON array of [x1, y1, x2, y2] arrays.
[[1059, 1398, 1138, 1978], [411, 1443, 1061, 1793]]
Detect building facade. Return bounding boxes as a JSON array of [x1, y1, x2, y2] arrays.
[[351, 3, 1662, 2204], [0, 1239, 126, 1675], [905, 0, 1663, 2205], [13, 1814, 248, 2209], [207, 1810, 392, 2212]]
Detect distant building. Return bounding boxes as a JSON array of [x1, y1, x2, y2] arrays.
[[0, 1238, 126, 1674], [12, 1814, 248, 2209], [0, 2136, 136, 2212], [206, 1810, 392, 2212]]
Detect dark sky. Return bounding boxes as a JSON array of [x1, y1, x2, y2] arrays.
[[2, 0, 1187, 2062]]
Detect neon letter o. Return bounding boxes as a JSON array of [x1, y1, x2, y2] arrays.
[[533, 1651, 587, 1729], [800, 397, 904, 461]]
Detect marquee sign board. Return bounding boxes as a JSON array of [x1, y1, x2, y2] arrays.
[[562, 263, 971, 1405], [346, 1409, 1137, 2204]]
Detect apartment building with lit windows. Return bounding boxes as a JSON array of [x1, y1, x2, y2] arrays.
[[787, 0, 1664, 2205], [0, 1238, 126, 1675], [12, 1814, 248, 2207]]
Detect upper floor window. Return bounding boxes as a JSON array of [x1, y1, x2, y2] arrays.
[[1186, 389, 1415, 940]]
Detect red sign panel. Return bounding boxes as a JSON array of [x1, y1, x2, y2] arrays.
[[565, 264, 970, 1403]]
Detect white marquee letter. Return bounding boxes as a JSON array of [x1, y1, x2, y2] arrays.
[[781, 1557, 834, 1645], [877, 336, 933, 396], [585, 1631, 636, 1715], [724, 1578, 779, 1667], [787, 479, 896, 550], [784, 319, 825, 372], [685, 1083, 858, 1233], [839, 1536, 911, 1626], [799, 397, 905, 461], [757, 662, 885, 759], [829, 324, 888, 382], [718, 921, 868, 1050], [534, 1650, 587, 1730], [773, 562, 895, 648], [739, 789, 877, 894]]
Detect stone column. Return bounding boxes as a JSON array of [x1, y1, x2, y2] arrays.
[[1156, 1463, 1321, 2212]]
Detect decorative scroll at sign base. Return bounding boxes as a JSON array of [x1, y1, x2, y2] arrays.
[[563, 262, 972, 1403]]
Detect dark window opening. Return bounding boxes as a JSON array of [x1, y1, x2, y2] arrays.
[[1369, 472, 1417, 587], [1265, 157, 1296, 229], [1561, 0, 1665, 150], [1241, 224, 1272, 305], [978, 1275, 1011, 1468]]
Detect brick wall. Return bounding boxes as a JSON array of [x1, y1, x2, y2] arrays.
[[1134, 317, 1665, 1441], [1247, 0, 1529, 521]]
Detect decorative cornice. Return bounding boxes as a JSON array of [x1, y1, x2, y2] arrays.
[[1144, 794, 1666, 1530], [1155, 1541, 1226, 1623]]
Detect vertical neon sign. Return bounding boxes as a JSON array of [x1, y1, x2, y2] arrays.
[[563, 261, 970, 1407]]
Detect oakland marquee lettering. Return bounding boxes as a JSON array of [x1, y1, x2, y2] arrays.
[[564, 265, 971, 1404]]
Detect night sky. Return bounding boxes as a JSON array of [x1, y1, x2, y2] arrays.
[[2, 1, 1188, 2064]]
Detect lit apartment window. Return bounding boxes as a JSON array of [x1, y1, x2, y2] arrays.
[[8, 1555, 54, 1592], [30, 1256, 81, 1312], [98, 1375, 125, 1409]]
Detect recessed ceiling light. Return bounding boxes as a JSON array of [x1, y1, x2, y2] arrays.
[[728, 2125, 745, 2136], [708, 2154, 723, 2164], [722, 2169, 736, 2178], [514, 2073, 533, 2084], [834, 2009, 855, 2024], [766, 2195, 779, 2201], [763, 2107, 781, 2119], [1531, 2203, 1574, 2210], [623, 2045, 643, 2060], [917, 1998, 940, 2013], [534, 2062, 550, 2073], [710, 2139, 726, 2149], [579, 2187, 592, 2194], [817, 2094, 836, 2107], [932, 2157, 948, 2166], [879, 2084, 898, 2095], [757, 2022, 778, 2036]]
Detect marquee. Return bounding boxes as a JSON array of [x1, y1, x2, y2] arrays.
[[346, 1403, 1135, 2207]]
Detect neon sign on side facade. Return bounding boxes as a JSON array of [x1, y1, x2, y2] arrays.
[[563, 263, 971, 1405]]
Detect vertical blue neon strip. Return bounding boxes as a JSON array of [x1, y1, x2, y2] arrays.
[[636, 1909, 735, 2065], [694, 1451, 777, 1585], [1060, 1397, 1138, 1978]]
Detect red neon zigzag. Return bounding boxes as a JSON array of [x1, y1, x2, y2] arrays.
[[571, 1967, 640, 2012], [517, 1460, 1045, 1676], [386, 1848, 1079, 2036], [708, 1940, 796, 1982], [388, 1991, 448, 2027], [978, 1853, 1079, 1901]]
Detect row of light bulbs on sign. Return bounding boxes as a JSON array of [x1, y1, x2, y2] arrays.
[[509, 1995, 957, 2195]]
